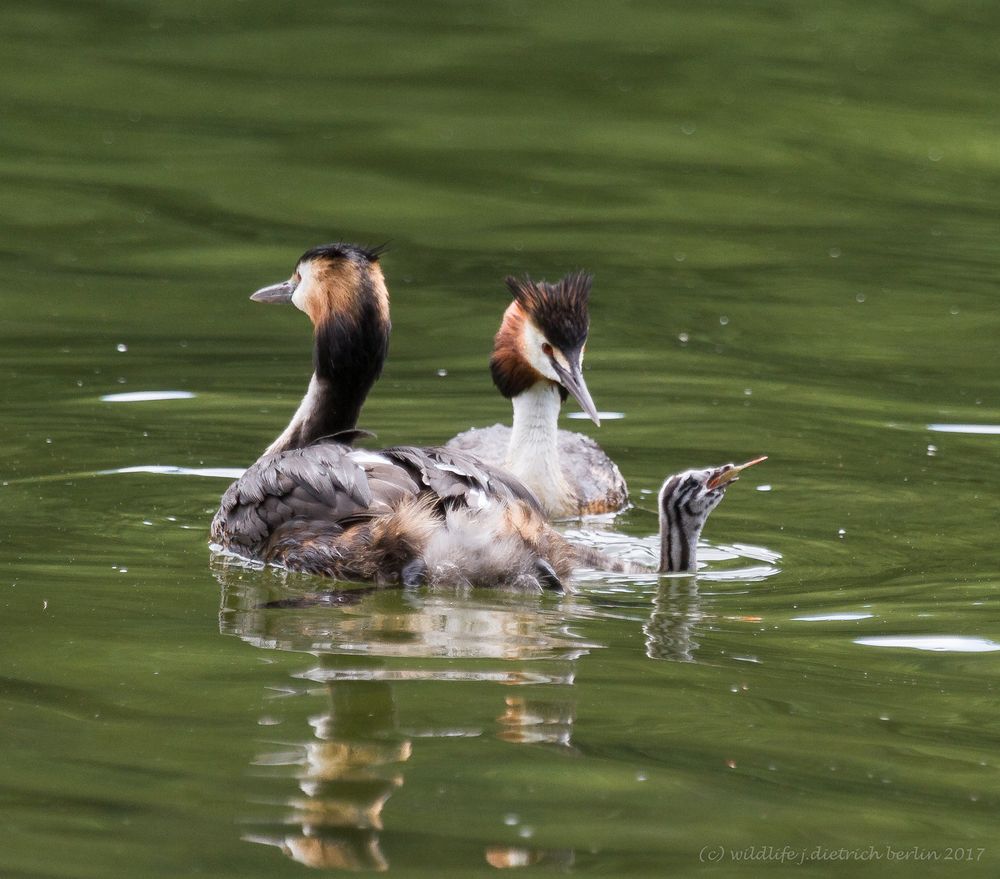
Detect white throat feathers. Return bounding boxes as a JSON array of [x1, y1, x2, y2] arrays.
[[505, 382, 574, 516]]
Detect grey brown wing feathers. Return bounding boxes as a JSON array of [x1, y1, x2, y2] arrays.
[[383, 445, 542, 512], [212, 444, 396, 556]]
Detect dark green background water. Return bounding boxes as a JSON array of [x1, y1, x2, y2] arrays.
[[3, 1, 999, 876]]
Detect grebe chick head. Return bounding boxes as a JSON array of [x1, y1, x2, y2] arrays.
[[250, 242, 390, 330], [490, 271, 600, 424], [658, 456, 767, 573]]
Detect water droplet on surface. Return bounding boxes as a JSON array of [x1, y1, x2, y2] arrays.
[[829, 247, 841, 258], [743, 388, 752, 396], [756, 484, 772, 492], [116, 343, 128, 353], [838, 528, 846, 538], [719, 315, 729, 326], [504, 814, 519, 826], [855, 293, 866, 303], [926, 444, 937, 456], [677, 332, 689, 343], [436, 368, 448, 377], [928, 148, 943, 162], [949, 306, 959, 315], [680, 122, 696, 135], [673, 252, 686, 262]]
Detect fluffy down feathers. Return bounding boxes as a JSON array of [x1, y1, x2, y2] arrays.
[[212, 440, 579, 590]]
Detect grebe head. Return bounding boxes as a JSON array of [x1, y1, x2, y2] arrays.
[[658, 456, 767, 572], [490, 271, 600, 424], [250, 242, 390, 329], [247, 243, 392, 454]]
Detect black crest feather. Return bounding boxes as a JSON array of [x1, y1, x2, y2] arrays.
[[504, 271, 591, 352], [299, 241, 386, 264]]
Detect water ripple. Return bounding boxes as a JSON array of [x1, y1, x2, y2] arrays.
[[100, 390, 196, 402], [927, 423, 1000, 435], [104, 464, 244, 479], [855, 635, 1000, 653]]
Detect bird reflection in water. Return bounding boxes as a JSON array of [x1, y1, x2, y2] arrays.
[[216, 560, 597, 871], [245, 676, 409, 871], [496, 695, 576, 751], [643, 578, 703, 663]]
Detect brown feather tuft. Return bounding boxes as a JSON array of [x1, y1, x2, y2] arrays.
[[489, 301, 546, 399]]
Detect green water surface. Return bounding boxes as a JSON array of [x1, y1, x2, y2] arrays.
[[2, 1, 1000, 877]]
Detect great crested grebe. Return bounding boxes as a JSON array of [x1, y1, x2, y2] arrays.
[[446, 272, 628, 518], [566, 456, 766, 575]]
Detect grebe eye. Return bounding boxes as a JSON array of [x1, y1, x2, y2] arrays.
[[542, 342, 554, 357]]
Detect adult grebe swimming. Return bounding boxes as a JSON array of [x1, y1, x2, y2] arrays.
[[447, 272, 628, 517]]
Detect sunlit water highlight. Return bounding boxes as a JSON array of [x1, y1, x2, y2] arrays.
[[100, 390, 196, 402], [927, 424, 1000, 435], [855, 636, 1000, 653]]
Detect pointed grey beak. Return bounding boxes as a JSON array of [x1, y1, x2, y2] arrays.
[[250, 279, 295, 303], [552, 352, 601, 426]]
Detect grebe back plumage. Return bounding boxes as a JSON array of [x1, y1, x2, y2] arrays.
[[447, 272, 628, 517]]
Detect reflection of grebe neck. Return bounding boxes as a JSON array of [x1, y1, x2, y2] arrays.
[[505, 382, 573, 517]]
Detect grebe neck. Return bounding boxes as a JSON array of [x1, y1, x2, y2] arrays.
[[265, 303, 389, 456], [504, 382, 574, 516], [659, 512, 702, 573]]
